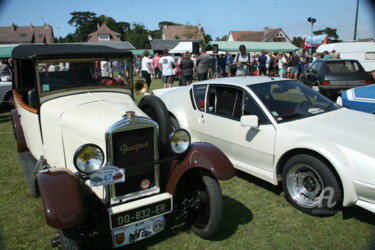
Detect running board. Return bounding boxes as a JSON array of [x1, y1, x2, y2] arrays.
[[18, 151, 38, 197]]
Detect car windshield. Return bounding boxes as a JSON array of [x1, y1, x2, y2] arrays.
[[37, 58, 132, 95], [248, 80, 340, 123]]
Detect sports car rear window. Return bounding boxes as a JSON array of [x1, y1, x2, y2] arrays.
[[192, 84, 207, 111]]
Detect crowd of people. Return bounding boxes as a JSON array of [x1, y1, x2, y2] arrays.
[[134, 46, 342, 90]]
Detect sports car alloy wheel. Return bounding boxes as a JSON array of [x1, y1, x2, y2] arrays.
[[282, 154, 342, 215], [286, 164, 323, 208]]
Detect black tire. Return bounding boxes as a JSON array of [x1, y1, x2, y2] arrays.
[[59, 228, 84, 250], [170, 116, 180, 130], [138, 95, 172, 155], [282, 154, 342, 216], [3, 91, 14, 110], [178, 171, 223, 239]]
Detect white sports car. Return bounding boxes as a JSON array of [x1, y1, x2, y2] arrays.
[[154, 77, 375, 215]]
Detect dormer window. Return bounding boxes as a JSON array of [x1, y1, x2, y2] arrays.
[[99, 34, 110, 41]]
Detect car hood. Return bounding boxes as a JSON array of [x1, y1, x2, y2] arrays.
[[42, 92, 145, 142], [279, 108, 375, 157]]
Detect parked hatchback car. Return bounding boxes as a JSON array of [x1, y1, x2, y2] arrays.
[[337, 84, 375, 114], [300, 59, 373, 98], [154, 77, 375, 216], [10, 44, 234, 249], [0, 45, 17, 109]]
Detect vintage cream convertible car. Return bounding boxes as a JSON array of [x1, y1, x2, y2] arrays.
[[154, 77, 375, 215], [10, 44, 234, 249]]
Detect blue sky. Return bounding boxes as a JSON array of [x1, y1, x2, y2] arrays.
[[0, 0, 374, 41]]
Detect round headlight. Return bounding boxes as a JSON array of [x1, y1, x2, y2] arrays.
[[169, 129, 191, 154], [74, 144, 104, 174]]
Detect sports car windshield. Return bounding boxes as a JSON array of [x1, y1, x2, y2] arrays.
[[248, 80, 340, 123], [37, 58, 132, 95]]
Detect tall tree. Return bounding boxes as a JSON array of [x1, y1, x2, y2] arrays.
[[215, 35, 228, 41], [67, 11, 97, 42], [292, 36, 303, 47], [314, 27, 339, 40], [149, 29, 162, 40], [96, 15, 119, 33], [123, 23, 150, 49]]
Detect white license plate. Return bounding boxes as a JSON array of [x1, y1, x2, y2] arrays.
[[112, 215, 165, 248]]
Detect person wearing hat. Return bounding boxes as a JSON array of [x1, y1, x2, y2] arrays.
[[159, 49, 176, 88]]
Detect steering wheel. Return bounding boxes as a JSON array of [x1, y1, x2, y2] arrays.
[[93, 76, 119, 86], [295, 101, 310, 112]]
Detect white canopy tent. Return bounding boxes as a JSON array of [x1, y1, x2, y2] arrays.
[[169, 42, 193, 54]]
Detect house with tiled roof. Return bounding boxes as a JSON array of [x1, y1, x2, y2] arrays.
[[162, 25, 205, 41], [228, 27, 291, 43], [87, 23, 121, 42], [0, 23, 54, 44]]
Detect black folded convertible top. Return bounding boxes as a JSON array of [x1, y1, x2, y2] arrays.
[[11, 44, 134, 59]]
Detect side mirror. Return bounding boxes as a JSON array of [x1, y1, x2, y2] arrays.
[[240, 115, 259, 129]]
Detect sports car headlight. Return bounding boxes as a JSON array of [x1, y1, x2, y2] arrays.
[[74, 144, 104, 174], [169, 129, 191, 154]]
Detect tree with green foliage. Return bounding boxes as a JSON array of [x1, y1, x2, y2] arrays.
[[314, 27, 341, 42], [292, 36, 303, 48], [123, 23, 151, 49], [96, 15, 119, 33], [67, 11, 97, 42], [215, 35, 228, 41]]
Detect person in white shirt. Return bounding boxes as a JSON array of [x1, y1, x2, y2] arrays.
[[159, 49, 176, 88], [141, 50, 153, 92], [278, 53, 287, 78]]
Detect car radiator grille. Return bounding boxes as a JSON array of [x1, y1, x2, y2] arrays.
[[112, 127, 155, 196]]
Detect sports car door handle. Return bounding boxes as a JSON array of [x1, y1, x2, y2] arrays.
[[198, 115, 204, 124]]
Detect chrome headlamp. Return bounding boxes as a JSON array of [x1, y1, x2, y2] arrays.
[[169, 129, 191, 154], [74, 144, 104, 174]]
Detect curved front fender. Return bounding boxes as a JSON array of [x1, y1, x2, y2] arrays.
[[165, 142, 235, 194], [37, 169, 85, 229]]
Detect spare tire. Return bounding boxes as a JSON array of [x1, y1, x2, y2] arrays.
[[138, 95, 172, 156]]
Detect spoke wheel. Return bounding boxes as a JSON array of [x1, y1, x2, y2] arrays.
[[59, 228, 84, 250], [177, 171, 223, 239], [282, 154, 342, 215]]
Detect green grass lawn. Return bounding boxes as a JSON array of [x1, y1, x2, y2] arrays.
[[0, 78, 374, 249]]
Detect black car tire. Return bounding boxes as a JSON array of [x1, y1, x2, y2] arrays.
[[138, 95, 172, 155], [178, 171, 223, 239], [170, 116, 180, 130], [282, 154, 342, 216], [3, 91, 14, 110], [59, 228, 84, 250]]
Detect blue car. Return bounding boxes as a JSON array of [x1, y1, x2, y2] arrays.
[[337, 84, 375, 114]]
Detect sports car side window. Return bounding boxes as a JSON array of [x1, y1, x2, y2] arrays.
[[192, 84, 207, 111], [207, 86, 242, 120], [243, 93, 268, 125]]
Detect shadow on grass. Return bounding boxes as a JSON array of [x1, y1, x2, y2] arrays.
[[0, 113, 11, 123], [235, 169, 282, 196], [342, 206, 375, 225], [0, 106, 11, 123], [117, 195, 252, 249]]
